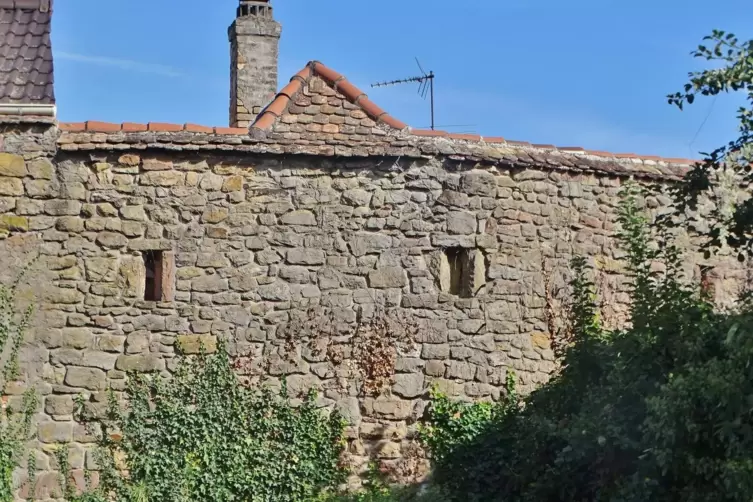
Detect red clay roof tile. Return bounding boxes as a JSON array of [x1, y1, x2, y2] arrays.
[[214, 127, 247, 135], [378, 114, 407, 130], [86, 121, 120, 132], [122, 122, 147, 132], [148, 122, 182, 132], [184, 123, 213, 133], [412, 129, 448, 137], [310, 62, 342, 84]]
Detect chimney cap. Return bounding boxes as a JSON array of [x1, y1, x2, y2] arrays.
[[237, 0, 273, 18]]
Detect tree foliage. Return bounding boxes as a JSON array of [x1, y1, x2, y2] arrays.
[[667, 30, 753, 257], [422, 183, 753, 501]]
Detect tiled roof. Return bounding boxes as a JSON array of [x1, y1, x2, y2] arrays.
[[57, 120, 695, 181], [0, 0, 54, 104], [252, 61, 407, 131], [55, 61, 697, 181]]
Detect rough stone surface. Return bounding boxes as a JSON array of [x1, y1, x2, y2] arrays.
[[1, 126, 745, 493]]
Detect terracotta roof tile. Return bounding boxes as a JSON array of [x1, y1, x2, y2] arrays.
[[412, 129, 448, 137], [148, 122, 182, 132], [122, 122, 148, 132], [85, 120, 120, 132], [184, 123, 213, 133], [0, 0, 53, 104]]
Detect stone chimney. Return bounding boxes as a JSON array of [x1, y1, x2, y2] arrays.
[[229, 0, 281, 128]]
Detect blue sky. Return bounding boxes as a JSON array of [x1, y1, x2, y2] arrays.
[[52, 0, 750, 158]]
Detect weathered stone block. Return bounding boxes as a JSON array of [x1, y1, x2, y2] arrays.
[[38, 421, 73, 443], [0, 214, 28, 231], [81, 351, 119, 370], [281, 210, 317, 226], [392, 373, 424, 398], [98, 335, 125, 353], [141, 171, 184, 186], [349, 232, 392, 256], [221, 175, 244, 192], [446, 361, 476, 380], [257, 281, 291, 301], [177, 335, 217, 354], [342, 189, 372, 207], [120, 206, 147, 221], [28, 158, 54, 179], [446, 211, 476, 234], [0, 153, 26, 176], [201, 205, 229, 223], [44, 200, 81, 216], [368, 267, 407, 289], [368, 399, 413, 420], [287, 248, 325, 265], [44, 395, 74, 416], [63, 328, 92, 349], [85, 257, 118, 282], [96, 232, 127, 248], [118, 257, 145, 297], [65, 367, 107, 390], [55, 216, 84, 232], [461, 171, 497, 197], [115, 355, 166, 372], [0, 177, 23, 195], [192, 275, 228, 293]]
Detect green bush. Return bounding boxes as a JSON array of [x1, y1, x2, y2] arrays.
[[77, 343, 347, 502], [427, 182, 753, 501], [0, 283, 36, 502], [418, 374, 518, 465]]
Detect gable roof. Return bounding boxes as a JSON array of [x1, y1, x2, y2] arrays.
[[252, 61, 407, 132], [0, 0, 54, 105]]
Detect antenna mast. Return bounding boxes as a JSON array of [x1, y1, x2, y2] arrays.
[[372, 58, 435, 130]]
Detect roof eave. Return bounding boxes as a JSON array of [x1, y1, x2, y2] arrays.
[[0, 103, 56, 118]]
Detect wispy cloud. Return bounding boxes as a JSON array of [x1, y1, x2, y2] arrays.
[[56, 51, 185, 78]]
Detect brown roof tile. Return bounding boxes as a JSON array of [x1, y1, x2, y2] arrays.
[[0, 0, 53, 104]]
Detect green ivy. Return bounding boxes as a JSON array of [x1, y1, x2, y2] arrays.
[[76, 342, 347, 502], [0, 282, 36, 502], [418, 373, 518, 465]]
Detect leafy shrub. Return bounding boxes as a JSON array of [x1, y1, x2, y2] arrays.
[[77, 343, 347, 502], [418, 374, 518, 465], [428, 182, 753, 501], [0, 283, 36, 502]]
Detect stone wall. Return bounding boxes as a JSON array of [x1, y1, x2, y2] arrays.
[[0, 136, 747, 497]]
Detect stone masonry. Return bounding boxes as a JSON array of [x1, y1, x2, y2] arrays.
[[229, 0, 281, 129], [0, 117, 748, 498], [0, 1, 749, 498]]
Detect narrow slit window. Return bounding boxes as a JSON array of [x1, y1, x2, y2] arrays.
[[699, 264, 715, 297], [446, 247, 466, 297], [444, 247, 487, 298], [143, 250, 163, 301]]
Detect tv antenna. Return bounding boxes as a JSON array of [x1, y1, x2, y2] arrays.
[[372, 58, 435, 130]]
